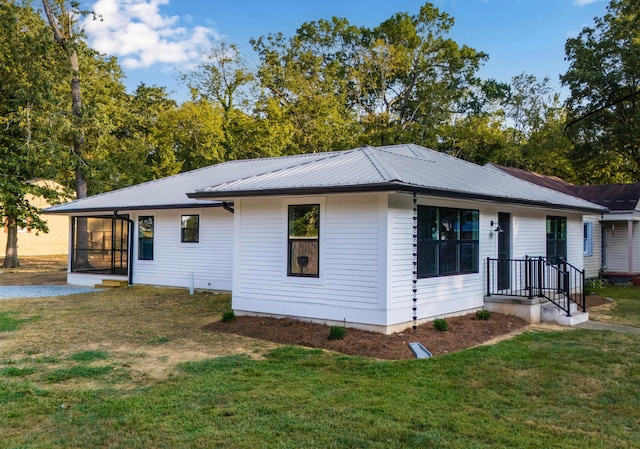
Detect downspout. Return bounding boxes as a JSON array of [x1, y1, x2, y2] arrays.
[[628, 219, 634, 275], [115, 211, 135, 286], [222, 202, 234, 214], [412, 192, 418, 331]]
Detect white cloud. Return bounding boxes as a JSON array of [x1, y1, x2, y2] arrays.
[[83, 0, 221, 69], [573, 0, 602, 6]]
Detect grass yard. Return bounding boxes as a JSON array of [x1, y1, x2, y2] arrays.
[[589, 285, 640, 327], [0, 263, 639, 447]]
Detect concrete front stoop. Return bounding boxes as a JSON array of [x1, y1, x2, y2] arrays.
[[541, 302, 589, 326]]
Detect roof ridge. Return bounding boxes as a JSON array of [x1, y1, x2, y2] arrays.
[[361, 146, 400, 181], [195, 150, 350, 192]]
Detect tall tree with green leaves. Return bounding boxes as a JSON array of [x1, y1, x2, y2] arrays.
[[562, 0, 640, 184], [0, 0, 66, 267], [183, 42, 256, 161]]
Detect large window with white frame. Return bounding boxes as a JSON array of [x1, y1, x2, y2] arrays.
[[417, 206, 479, 278]]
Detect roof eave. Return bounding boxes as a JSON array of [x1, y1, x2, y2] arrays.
[[187, 182, 607, 214], [44, 201, 224, 215]]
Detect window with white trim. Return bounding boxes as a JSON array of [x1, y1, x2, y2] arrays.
[[288, 204, 319, 277], [583, 222, 593, 256]]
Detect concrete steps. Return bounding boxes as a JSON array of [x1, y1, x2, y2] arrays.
[[541, 301, 589, 326], [95, 279, 129, 289]]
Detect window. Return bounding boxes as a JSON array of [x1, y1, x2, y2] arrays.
[[546, 216, 567, 264], [138, 216, 154, 260], [181, 215, 199, 243], [583, 222, 593, 256], [417, 206, 479, 278], [288, 204, 319, 277]]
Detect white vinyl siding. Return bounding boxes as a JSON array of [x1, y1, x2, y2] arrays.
[[232, 192, 589, 332], [232, 194, 386, 326], [604, 221, 640, 274], [583, 215, 602, 279], [132, 208, 233, 290]]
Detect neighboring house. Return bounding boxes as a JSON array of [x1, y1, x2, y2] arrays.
[[48, 145, 603, 333], [488, 164, 640, 280], [1, 180, 69, 257]]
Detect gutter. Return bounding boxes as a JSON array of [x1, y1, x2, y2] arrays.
[[187, 182, 607, 215]]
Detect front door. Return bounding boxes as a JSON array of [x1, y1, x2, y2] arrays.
[[497, 212, 511, 290]]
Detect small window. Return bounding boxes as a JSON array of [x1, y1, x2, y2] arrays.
[[138, 216, 154, 260], [583, 222, 593, 256], [181, 215, 199, 243], [546, 216, 567, 264], [288, 204, 319, 277]]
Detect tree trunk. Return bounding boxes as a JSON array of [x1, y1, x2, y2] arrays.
[[3, 214, 20, 268]]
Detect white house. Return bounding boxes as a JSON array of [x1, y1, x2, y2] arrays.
[[48, 144, 604, 333], [186, 144, 604, 333]]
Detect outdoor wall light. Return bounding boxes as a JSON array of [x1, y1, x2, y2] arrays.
[[490, 220, 504, 233]]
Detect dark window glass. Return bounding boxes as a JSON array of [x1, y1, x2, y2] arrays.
[[417, 206, 479, 278], [181, 215, 199, 243], [288, 204, 319, 277], [546, 216, 567, 264], [138, 216, 154, 260]]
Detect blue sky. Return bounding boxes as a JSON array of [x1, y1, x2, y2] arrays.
[[83, 0, 610, 103]]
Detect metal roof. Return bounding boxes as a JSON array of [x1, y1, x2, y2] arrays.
[[189, 144, 605, 213], [46, 144, 606, 214], [45, 155, 328, 213]]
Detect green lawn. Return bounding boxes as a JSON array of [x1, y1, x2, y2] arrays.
[[592, 285, 640, 327], [1, 330, 639, 448], [1, 289, 639, 448]]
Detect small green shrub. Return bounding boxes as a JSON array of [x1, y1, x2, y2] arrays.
[[221, 309, 236, 323], [328, 325, 347, 340], [433, 318, 448, 332], [476, 310, 492, 321]]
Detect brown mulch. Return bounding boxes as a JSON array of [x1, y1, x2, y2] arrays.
[[205, 312, 527, 360], [205, 295, 611, 360]]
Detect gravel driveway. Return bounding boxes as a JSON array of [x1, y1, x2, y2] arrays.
[[0, 285, 102, 299]]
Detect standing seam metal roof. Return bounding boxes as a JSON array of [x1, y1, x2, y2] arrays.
[[46, 144, 605, 214], [189, 144, 604, 212]]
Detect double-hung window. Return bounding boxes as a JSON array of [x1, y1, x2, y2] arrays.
[[288, 204, 319, 277], [546, 216, 567, 264], [417, 206, 479, 278], [583, 222, 593, 256], [181, 215, 199, 243], [138, 216, 154, 260]]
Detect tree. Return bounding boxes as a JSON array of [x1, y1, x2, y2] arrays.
[[183, 42, 256, 161], [562, 0, 640, 183], [42, 0, 92, 199], [0, 0, 66, 267], [250, 2, 487, 153]]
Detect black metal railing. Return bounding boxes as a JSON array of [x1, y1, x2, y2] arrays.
[[486, 256, 586, 316]]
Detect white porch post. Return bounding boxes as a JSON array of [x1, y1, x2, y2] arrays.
[[628, 220, 634, 274]]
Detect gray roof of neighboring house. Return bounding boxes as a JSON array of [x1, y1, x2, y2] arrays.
[[486, 162, 640, 212], [46, 144, 605, 214], [189, 144, 604, 212]]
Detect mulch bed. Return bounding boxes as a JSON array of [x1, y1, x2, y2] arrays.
[[204, 295, 611, 360], [205, 312, 528, 360]]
